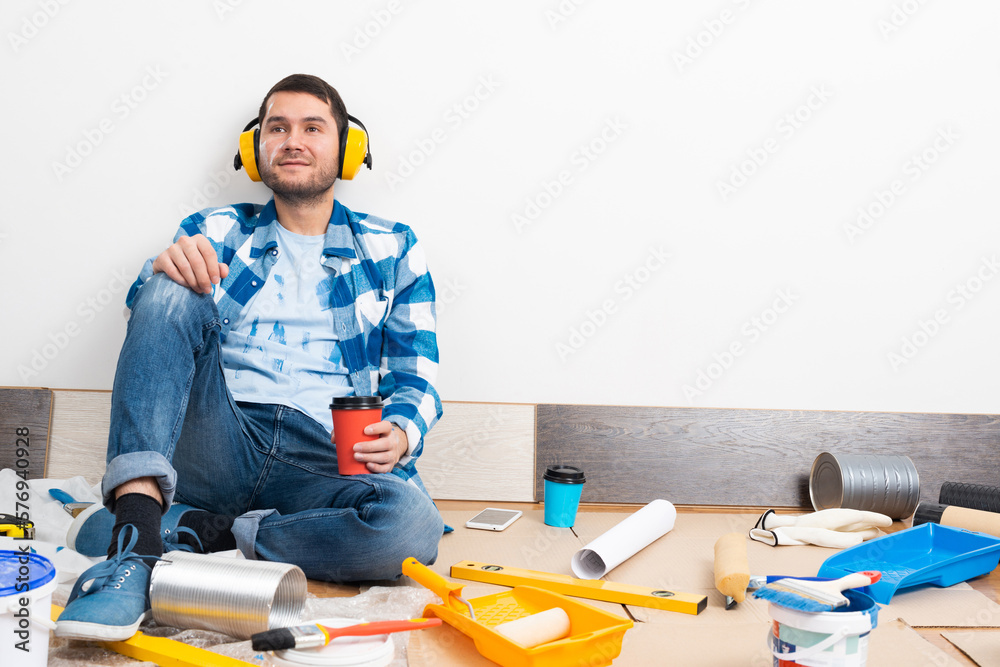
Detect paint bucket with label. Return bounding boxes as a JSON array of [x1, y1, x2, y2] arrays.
[[0, 549, 58, 667], [265, 617, 395, 667], [809, 452, 920, 519], [150, 551, 306, 639], [766, 589, 878, 666]]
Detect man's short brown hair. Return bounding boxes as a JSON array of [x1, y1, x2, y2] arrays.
[[258, 74, 349, 144]]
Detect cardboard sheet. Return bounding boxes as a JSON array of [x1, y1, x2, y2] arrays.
[[943, 629, 1000, 666], [409, 615, 966, 666], [408, 621, 499, 667], [437, 509, 586, 576], [617, 618, 966, 667], [880, 587, 1000, 628], [871, 620, 966, 666]]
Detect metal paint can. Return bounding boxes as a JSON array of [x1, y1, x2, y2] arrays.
[[809, 452, 920, 519], [149, 551, 306, 639]]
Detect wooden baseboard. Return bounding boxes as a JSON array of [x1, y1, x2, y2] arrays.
[[535, 404, 1000, 507], [16, 389, 1000, 509], [41, 391, 537, 501], [0, 386, 52, 479]]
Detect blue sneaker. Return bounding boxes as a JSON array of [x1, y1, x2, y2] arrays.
[[67, 502, 202, 557], [56, 525, 159, 641]]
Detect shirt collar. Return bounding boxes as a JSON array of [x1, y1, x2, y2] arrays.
[[323, 200, 357, 259], [257, 198, 357, 260]]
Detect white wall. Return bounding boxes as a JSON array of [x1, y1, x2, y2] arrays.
[[2, 0, 998, 414]]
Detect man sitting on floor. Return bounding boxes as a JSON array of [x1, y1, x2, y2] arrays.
[[56, 73, 444, 641]]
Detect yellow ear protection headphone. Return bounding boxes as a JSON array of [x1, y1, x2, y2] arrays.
[[233, 113, 372, 182]]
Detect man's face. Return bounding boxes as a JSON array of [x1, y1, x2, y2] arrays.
[[257, 91, 340, 205]]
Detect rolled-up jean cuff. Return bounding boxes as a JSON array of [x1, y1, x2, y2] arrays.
[[232, 509, 276, 560], [102, 451, 177, 512]]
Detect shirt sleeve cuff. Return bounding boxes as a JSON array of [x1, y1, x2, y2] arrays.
[[388, 418, 421, 465]]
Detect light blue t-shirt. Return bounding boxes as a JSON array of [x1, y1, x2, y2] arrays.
[[222, 223, 353, 431]]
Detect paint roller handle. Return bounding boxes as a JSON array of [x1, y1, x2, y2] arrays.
[[402, 557, 472, 616]]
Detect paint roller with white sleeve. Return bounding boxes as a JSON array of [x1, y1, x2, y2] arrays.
[[571, 499, 677, 579]]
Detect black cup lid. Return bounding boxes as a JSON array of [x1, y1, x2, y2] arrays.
[[330, 396, 383, 409], [544, 465, 585, 484]]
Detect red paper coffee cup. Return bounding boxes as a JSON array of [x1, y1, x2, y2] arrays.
[[330, 396, 383, 475]]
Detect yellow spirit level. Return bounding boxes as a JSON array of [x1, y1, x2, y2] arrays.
[[451, 561, 707, 615]]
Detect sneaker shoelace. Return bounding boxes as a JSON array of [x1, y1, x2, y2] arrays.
[[162, 525, 204, 553], [66, 524, 160, 603]]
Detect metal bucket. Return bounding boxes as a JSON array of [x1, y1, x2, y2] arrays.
[[809, 452, 920, 519], [149, 551, 306, 639]]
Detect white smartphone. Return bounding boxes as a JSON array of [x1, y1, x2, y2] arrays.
[[465, 508, 523, 532]]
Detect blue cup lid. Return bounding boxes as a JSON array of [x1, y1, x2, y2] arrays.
[[544, 465, 586, 484], [0, 550, 57, 597]]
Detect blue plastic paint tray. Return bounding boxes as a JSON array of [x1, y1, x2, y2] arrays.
[[817, 523, 1000, 604]]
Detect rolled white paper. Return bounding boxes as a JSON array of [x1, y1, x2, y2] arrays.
[[495, 607, 571, 647], [571, 499, 676, 579]]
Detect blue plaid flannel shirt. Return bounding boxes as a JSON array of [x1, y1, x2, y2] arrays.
[[125, 198, 443, 490]]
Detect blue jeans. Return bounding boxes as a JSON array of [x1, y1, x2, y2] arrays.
[[102, 274, 443, 582]]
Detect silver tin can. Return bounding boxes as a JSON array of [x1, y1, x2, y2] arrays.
[[809, 452, 920, 519], [149, 551, 306, 639]]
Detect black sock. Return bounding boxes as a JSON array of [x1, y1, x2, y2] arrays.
[[109, 493, 164, 559], [177, 510, 237, 552]]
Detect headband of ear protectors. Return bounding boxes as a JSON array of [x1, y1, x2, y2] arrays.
[[233, 113, 372, 182]]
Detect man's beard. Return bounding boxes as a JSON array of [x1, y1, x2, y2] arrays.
[[260, 157, 338, 207]]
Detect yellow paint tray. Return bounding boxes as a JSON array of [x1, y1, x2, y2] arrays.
[[402, 558, 633, 667]]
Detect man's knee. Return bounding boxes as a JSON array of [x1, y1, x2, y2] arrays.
[[383, 494, 443, 568], [131, 273, 217, 325]]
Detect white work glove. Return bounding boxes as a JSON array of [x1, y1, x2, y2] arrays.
[[748, 508, 891, 548], [749, 525, 883, 548]]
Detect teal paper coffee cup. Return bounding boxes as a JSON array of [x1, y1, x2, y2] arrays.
[[543, 465, 586, 527]]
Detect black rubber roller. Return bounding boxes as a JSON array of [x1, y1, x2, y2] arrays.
[[939, 482, 1000, 513]]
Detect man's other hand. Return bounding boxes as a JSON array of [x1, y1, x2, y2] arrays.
[[152, 234, 229, 294], [341, 421, 408, 474]]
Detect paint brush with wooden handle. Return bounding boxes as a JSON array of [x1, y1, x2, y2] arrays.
[[714, 532, 750, 609]]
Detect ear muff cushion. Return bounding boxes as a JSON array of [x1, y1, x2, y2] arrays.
[[238, 129, 261, 182], [340, 127, 368, 181]]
